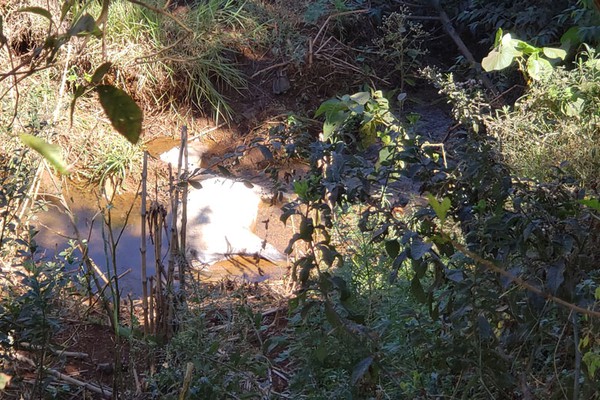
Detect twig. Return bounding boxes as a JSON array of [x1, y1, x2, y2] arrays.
[[15, 353, 113, 398], [429, 0, 497, 96], [189, 122, 227, 141], [53, 43, 72, 124], [312, 9, 369, 46], [178, 126, 189, 290], [178, 362, 194, 400], [250, 61, 290, 79], [141, 151, 150, 336], [450, 239, 600, 318], [18, 343, 88, 359], [572, 312, 581, 400]]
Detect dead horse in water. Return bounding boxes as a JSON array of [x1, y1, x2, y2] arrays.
[[183, 177, 286, 265]]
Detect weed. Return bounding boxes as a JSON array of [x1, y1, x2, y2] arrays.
[[484, 47, 600, 187], [373, 7, 430, 92]]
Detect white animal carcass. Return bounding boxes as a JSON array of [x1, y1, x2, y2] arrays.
[[184, 177, 286, 265], [159, 143, 206, 171]]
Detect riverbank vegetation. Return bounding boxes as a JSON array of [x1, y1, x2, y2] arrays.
[[1, 0, 600, 398]]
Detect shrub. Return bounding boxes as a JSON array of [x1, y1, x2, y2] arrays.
[[485, 47, 600, 188]]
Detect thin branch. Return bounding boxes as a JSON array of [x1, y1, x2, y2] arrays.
[[449, 238, 600, 318]]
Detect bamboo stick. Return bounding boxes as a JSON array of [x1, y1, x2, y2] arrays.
[[140, 151, 149, 336]]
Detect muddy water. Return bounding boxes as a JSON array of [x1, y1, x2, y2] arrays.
[[34, 180, 292, 297]]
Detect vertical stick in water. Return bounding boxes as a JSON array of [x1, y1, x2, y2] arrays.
[[140, 151, 149, 336], [179, 126, 189, 291]]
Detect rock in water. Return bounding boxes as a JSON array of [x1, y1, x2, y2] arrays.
[[184, 177, 286, 265]]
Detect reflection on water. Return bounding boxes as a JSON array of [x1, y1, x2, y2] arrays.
[[33, 184, 290, 296]]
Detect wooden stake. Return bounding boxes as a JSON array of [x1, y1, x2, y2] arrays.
[[140, 151, 149, 336]]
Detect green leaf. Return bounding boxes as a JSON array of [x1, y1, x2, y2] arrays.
[[96, 85, 143, 144], [482, 33, 523, 72], [526, 56, 553, 81], [579, 198, 600, 211], [560, 26, 581, 49], [583, 351, 600, 379], [385, 239, 400, 258], [68, 13, 101, 37], [542, 47, 567, 60], [217, 165, 232, 177], [349, 91, 370, 105], [561, 97, 585, 117], [410, 276, 427, 303], [513, 39, 538, 55], [351, 356, 373, 385], [493, 28, 503, 47], [427, 194, 451, 224], [315, 98, 343, 118], [17, 7, 53, 23], [482, 49, 513, 72], [20, 134, 69, 174], [91, 62, 112, 84], [299, 217, 314, 241], [189, 180, 203, 189], [60, 0, 75, 22], [410, 238, 432, 260], [595, 286, 600, 300]]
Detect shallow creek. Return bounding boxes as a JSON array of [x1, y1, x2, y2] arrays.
[[32, 139, 292, 296]]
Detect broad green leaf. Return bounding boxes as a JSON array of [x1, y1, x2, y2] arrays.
[[68, 13, 101, 37], [20, 134, 69, 174], [91, 62, 112, 84], [482, 33, 522, 72], [17, 7, 53, 24], [351, 356, 373, 385], [217, 165, 232, 177], [595, 286, 600, 300], [583, 351, 600, 379], [561, 26, 581, 49], [385, 239, 400, 258], [189, 180, 202, 189], [427, 194, 451, 224], [410, 238, 432, 260], [579, 198, 600, 211], [513, 39, 538, 54], [526, 57, 553, 80], [482, 48, 515, 72], [346, 102, 364, 114], [349, 91, 370, 105], [542, 47, 567, 60], [561, 97, 585, 117], [96, 85, 143, 144], [330, 276, 351, 301], [410, 276, 427, 303], [257, 144, 273, 161], [315, 98, 343, 117]]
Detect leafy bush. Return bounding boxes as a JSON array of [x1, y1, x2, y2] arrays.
[[485, 47, 600, 188], [273, 80, 600, 397]]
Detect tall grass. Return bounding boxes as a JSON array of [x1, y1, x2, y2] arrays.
[[85, 0, 253, 120]]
